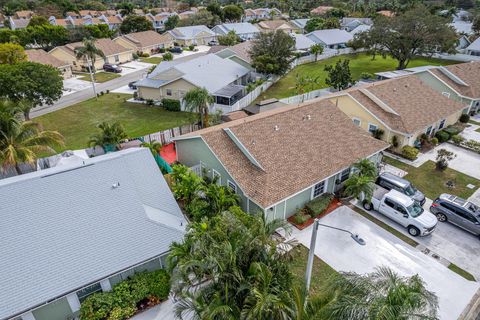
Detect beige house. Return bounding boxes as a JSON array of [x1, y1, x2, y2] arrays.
[[257, 19, 299, 33], [25, 49, 73, 79], [329, 75, 465, 150], [49, 38, 133, 71], [114, 30, 174, 53], [167, 25, 216, 46]]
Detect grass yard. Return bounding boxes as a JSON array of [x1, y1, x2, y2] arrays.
[[289, 245, 337, 297], [259, 53, 458, 100], [140, 57, 163, 64], [383, 157, 480, 200], [78, 72, 121, 83], [35, 94, 196, 151], [469, 119, 480, 126]]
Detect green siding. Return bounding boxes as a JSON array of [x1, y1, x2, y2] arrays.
[[284, 188, 312, 218], [32, 297, 73, 320]]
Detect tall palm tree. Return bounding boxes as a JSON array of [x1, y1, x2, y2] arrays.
[[295, 74, 319, 104], [140, 140, 162, 156], [352, 158, 378, 178], [290, 286, 333, 320], [75, 38, 105, 98], [310, 44, 324, 62], [184, 88, 214, 128], [0, 121, 64, 175], [325, 266, 438, 320], [343, 174, 375, 202], [89, 121, 128, 152]]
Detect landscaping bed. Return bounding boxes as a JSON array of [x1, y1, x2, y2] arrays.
[[288, 194, 342, 230]]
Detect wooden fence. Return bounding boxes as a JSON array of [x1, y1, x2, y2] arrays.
[[140, 123, 201, 145]]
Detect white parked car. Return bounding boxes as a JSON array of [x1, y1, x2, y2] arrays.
[[363, 187, 437, 237]]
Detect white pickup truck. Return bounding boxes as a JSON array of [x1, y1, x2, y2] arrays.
[[363, 186, 437, 237]]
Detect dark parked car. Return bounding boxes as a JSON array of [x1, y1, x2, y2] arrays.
[[430, 194, 480, 237], [376, 173, 426, 205], [103, 64, 122, 73], [168, 46, 183, 54], [128, 81, 137, 90]]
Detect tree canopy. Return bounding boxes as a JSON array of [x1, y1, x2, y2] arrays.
[[217, 30, 240, 46], [120, 15, 153, 34], [164, 15, 179, 30], [223, 4, 243, 22], [250, 30, 295, 75], [305, 17, 340, 32], [0, 43, 26, 64], [324, 59, 353, 90], [351, 6, 457, 69]]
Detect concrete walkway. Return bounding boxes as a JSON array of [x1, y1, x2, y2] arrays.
[[461, 122, 480, 142], [288, 206, 479, 320], [129, 298, 179, 320]]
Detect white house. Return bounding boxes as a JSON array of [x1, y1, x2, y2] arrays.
[[340, 17, 373, 32], [306, 29, 353, 49], [290, 18, 310, 33], [292, 33, 316, 52], [212, 22, 260, 41], [168, 25, 216, 46]]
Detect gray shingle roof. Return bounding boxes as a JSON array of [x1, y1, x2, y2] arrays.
[[0, 148, 185, 320], [213, 22, 259, 35], [306, 29, 353, 46], [168, 25, 215, 40]]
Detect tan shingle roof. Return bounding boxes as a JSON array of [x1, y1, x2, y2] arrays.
[[120, 30, 172, 48], [15, 10, 33, 18], [105, 15, 122, 24], [61, 38, 132, 57], [178, 99, 388, 207], [310, 6, 334, 15], [26, 49, 70, 68], [258, 19, 293, 30], [346, 75, 465, 134], [429, 62, 480, 99]]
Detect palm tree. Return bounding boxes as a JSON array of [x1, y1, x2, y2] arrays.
[[310, 44, 324, 62], [325, 266, 438, 320], [140, 140, 162, 156], [352, 159, 377, 178], [75, 38, 105, 98], [0, 121, 64, 175], [89, 121, 128, 152], [343, 174, 375, 202], [203, 183, 240, 216], [184, 88, 214, 128], [290, 286, 333, 320]]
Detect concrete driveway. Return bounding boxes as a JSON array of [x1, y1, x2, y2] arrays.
[[289, 206, 479, 320], [461, 122, 480, 143]]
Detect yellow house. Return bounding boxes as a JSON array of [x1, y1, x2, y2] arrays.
[[114, 30, 174, 54], [256, 19, 300, 33], [167, 25, 216, 46], [329, 75, 466, 150], [49, 38, 133, 72]]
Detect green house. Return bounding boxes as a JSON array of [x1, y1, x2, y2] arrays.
[[174, 99, 389, 220]]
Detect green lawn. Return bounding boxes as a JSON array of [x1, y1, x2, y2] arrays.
[[78, 72, 121, 83], [469, 119, 480, 126], [289, 245, 337, 297], [35, 94, 196, 151], [448, 263, 476, 281], [383, 157, 480, 200], [259, 53, 458, 100], [140, 57, 163, 64]]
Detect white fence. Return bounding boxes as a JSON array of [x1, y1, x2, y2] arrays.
[[290, 48, 359, 67], [429, 52, 480, 62], [279, 88, 335, 105]]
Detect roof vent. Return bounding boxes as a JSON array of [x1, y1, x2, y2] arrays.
[[274, 125, 279, 131], [112, 182, 121, 189]]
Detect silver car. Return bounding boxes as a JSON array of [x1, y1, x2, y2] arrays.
[[430, 194, 480, 237], [376, 173, 426, 205]]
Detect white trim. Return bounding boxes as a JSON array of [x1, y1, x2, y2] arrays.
[[310, 179, 328, 199], [283, 200, 287, 219], [442, 91, 451, 98], [99, 279, 112, 292], [368, 123, 378, 133], [227, 179, 237, 193], [212, 168, 221, 184], [352, 117, 361, 126], [20, 312, 35, 320], [66, 293, 81, 312]]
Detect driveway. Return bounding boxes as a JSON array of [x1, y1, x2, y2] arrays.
[[289, 206, 479, 320], [461, 122, 480, 142]]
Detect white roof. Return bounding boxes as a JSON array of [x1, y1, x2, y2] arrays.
[[0, 148, 185, 319], [306, 29, 353, 45], [213, 22, 259, 35], [292, 33, 315, 50], [450, 21, 473, 35], [467, 37, 480, 52], [168, 25, 215, 40], [290, 18, 309, 29], [349, 24, 371, 36], [144, 54, 250, 94]]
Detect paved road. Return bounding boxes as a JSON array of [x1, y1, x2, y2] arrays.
[[30, 52, 208, 119]]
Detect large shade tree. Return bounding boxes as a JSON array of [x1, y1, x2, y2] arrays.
[[351, 6, 457, 69], [250, 30, 295, 75], [120, 15, 153, 34]]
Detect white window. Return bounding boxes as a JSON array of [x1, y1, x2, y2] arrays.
[[426, 125, 433, 135], [438, 119, 446, 129], [227, 180, 237, 193], [312, 181, 326, 198], [166, 89, 172, 96], [442, 92, 450, 98], [339, 168, 351, 183], [368, 123, 378, 134], [352, 118, 361, 126], [212, 169, 221, 184]]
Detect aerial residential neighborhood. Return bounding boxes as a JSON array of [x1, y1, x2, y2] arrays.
[[2, 0, 480, 320]]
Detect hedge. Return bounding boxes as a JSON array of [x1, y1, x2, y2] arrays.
[[402, 145, 419, 160], [80, 269, 170, 320], [435, 130, 450, 143], [443, 125, 462, 136], [161, 98, 181, 112], [305, 193, 334, 217]]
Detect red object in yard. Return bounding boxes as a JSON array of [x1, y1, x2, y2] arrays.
[[160, 143, 176, 164]]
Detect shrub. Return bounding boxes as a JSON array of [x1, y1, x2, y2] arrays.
[[360, 72, 373, 79], [391, 135, 399, 148], [436, 148, 456, 171], [292, 211, 309, 225], [452, 134, 464, 144], [459, 113, 470, 123], [159, 47, 166, 53], [142, 52, 150, 58], [431, 137, 438, 145], [402, 145, 419, 160], [372, 128, 384, 140], [443, 125, 462, 136], [147, 269, 171, 299], [305, 193, 334, 217], [162, 52, 173, 61], [80, 292, 115, 320], [132, 52, 139, 60], [435, 130, 450, 143], [146, 99, 155, 106], [189, 44, 195, 51], [107, 306, 136, 320], [161, 98, 181, 111]]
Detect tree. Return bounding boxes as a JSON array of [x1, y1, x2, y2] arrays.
[[310, 44, 323, 61], [326, 266, 438, 319], [217, 30, 240, 46], [75, 38, 105, 97], [325, 8, 349, 18], [343, 174, 375, 201], [354, 7, 457, 69], [120, 15, 153, 34], [184, 88, 214, 128], [88, 121, 128, 151], [162, 52, 173, 61], [0, 62, 63, 120], [250, 30, 295, 75], [295, 74, 319, 103], [352, 159, 377, 178], [305, 17, 324, 33], [27, 15, 49, 27], [473, 15, 480, 35], [290, 286, 333, 320], [223, 4, 243, 22], [0, 104, 64, 175], [164, 15, 179, 31], [206, 2, 224, 21], [116, 2, 134, 16], [324, 59, 352, 90], [0, 43, 26, 64], [179, 9, 220, 28], [436, 148, 456, 171], [140, 140, 162, 157]]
